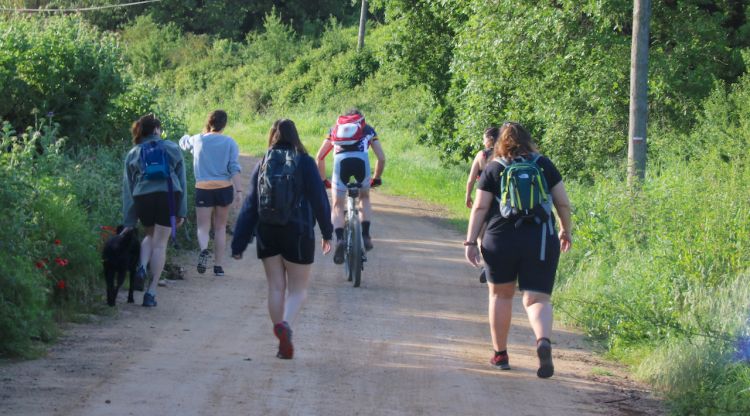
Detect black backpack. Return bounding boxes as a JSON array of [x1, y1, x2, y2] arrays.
[[258, 148, 302, 225]]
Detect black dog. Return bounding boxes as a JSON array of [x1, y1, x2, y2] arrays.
[[102, 226, 142, 306]]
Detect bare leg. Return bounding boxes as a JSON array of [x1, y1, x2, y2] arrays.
[[196, 207, 213, 251], [139, 227, 153, 268], [145, 224, 171, 294], [262, 255, 286, 324], [332, 192, 346, 229], [212, 205, 231, 268], [359, 188, 371, 223], [488, 282, 516, 352], [522, 291, 553, 341], [281, 259, 312, 325]]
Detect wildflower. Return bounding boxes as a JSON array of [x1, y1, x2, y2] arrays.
[[54, 257, 69, 267], [46, 111, 55, 117], [56, 280, 66, 290], [54, 239, 61, 245], [35, 260, 45, 269]]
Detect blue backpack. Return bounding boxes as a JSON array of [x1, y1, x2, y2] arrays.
[[139, 140, 177, 238], [140, 140, 171, 180]]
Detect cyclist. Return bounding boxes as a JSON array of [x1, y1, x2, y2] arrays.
[[465, 126, 500, 283], [315, 109, 386, 264]]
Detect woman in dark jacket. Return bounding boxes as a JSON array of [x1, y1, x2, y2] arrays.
[[232, 119, 333, 360], [464, 122, 572, 378]]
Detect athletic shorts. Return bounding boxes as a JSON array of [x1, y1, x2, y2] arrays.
[[332, 152, 370, 193], [134, 191, 182, 228], [195, 186, 234, 207], [256, 222, 315, 265], [480, 223, 561, 294]]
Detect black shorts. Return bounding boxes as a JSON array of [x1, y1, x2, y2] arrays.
[[134, 191, 182, 228], [256, 222, 315, 265], [481, 223, 560, 294], [195, 186, 234, 207]]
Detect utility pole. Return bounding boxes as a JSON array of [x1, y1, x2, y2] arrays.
[[357, 0, 367, 51], [627, 0, 651, 185]]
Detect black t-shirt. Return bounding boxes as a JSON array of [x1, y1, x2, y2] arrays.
[[477, 155, 563, 235]]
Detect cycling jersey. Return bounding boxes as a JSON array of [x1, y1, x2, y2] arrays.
[[323, 124, 379, 192]]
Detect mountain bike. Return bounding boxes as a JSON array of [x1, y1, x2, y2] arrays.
[[343, 182, 366, 287]]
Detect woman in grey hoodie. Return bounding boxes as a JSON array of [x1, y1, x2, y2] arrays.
[[122, 114, 188, 307], [179, 110, 242, 276]]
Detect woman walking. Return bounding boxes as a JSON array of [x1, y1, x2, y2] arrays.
[[122, 114, 188, 307], [465, 126, 500, 283], [232, 119, 333, 359], [179, 110, 242, 276], [464, 122, 572, 378]]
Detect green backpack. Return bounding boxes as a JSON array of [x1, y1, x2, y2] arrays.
[[495, 153, 556, 260]]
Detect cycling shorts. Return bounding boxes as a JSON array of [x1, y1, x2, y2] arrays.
[[332, 152, 370, 193]]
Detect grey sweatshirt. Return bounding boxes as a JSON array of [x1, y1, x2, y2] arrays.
[[179, 133, 241, 183]]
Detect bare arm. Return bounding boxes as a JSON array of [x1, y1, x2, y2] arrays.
[[550, 181, 572, 252], [315, 139, 333, 180], [465, 153, 482, 208], [464, 189, 492, 267], [370, 139, 386, 179]]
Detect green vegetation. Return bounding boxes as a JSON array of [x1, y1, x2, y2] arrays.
[[1, 2, 748, 414]]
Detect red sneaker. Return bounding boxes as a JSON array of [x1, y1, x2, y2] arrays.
[[274, 321, 294, 359], [490, 351, 511, 370]]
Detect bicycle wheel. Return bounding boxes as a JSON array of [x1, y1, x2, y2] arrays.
[[346, 217, 363, 287]]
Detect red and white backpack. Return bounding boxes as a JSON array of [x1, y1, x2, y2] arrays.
[[330, 114, 365, 145]]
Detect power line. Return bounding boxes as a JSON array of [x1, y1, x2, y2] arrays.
[[0, 0, 161, 13]]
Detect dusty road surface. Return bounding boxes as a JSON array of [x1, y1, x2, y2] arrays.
[[0, 156, 663, 416]]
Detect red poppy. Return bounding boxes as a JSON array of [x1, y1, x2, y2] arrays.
[[35, 260, 45, 269], [54, 239, 61, 245], [56, 280, 66, 290], [54, 257, 69, 267]]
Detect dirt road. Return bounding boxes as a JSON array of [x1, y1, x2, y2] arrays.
[[0, 156, 662, 416]]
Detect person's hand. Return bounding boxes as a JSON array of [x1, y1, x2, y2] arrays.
[[232, 253, 243, 260], [465, 245, 481, 267], [321, 239, 332, 255], [370, 177, 382, 188], [119, 226, 133, 235], [465, 194, 473, 209], [176, 217, 185, 227], [323, 178, 332, 189], [559, 230, 572, 252], [233, 190, 243, 210]]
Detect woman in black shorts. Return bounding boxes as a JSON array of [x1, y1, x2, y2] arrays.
[[464, 122, 572, 378], [231, 119, 333, 359], [122, 114, 188, 307]]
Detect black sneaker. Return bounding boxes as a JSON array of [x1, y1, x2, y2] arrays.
[[479, 268, 487, 284], [333, 240, 345, 264], [363, 235, 373, 251], [536, 338, 554, 378], [197, 249, 210, 274], [213, 266, 224, 276]]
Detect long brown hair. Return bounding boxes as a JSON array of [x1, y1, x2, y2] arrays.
[[268, 119, 308, 154], [204, 110, 228, 133], [495, 122, 538, 159], [131, 114, 162, 145]]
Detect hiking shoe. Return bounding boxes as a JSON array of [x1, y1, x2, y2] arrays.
[[479, 268, 487, 284], [133, 265, 146, 291], [157, 279, 168, 287], [214, 266, 224, 276], [363, 235, 373, 251], [333, 240, 345, 265], [273, 321, 294, 359], [142, 292, 157, 307], [197, 249, 210, 274], [536, 338, 554, 378], [490, 351, 511, 370]]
